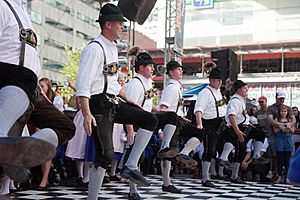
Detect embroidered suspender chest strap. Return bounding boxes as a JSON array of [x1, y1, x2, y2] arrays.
[[89, 40, 108, 94], [3, 0, 27, 66], [207, 87, 219, 119], [133, 76, 146, 107]]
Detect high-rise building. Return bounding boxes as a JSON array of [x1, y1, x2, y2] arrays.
[[28, 0, 100, 81]]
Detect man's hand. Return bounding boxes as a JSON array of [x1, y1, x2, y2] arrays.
[[197, 124, 203, 129], [83, 112, 96, 135], [127, 131, 135, 145], [241, 160, 251, 170], [236, 130, 246, 142], [126, 124, 135, 145]]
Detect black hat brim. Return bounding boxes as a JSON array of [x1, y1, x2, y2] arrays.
[[96, 15, 127, 22]]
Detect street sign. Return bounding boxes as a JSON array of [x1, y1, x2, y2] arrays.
[[193, 0, 214, 9]]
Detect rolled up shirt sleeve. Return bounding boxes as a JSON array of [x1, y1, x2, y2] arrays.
[[76, 44, 102, 98]]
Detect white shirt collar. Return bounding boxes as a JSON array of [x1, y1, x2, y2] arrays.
[[168, 79, 181, 88], [94, 34, 116, 48]]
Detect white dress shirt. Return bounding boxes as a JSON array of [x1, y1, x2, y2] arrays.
[[225, 94, 250, 126], [0, 0, 40, 76], [125, 74, 153, 112], [160, 79, 184, 117], [194, 85, 226, 119], [76, 34, 121, 98]]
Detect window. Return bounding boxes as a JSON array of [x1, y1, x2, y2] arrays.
[[47, 0, 75, 16], [44, 37, 65, 50], [31, 11, 42, 24]]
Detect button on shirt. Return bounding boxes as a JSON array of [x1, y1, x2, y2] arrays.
[[125, 74, 152, 112], [76, 35, 121, 98], [225, 94, 250, 126], [0, 0, 40, 76], [194, 85, 226, 119], [160, 79, 184, 117]]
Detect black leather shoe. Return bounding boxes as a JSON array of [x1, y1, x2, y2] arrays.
[[202, 180, 216, 187], [252, 157, 269, 165], [128, 193, 142, 200], [231, 177, 246, 184], [176, 154, 197, 169], [162, 185, 182, 193], [157, 147, 179, 159], [103, 176, 110, 184], [110, 175, 121, 181], [3, 166, 30, 183], [211, 174, 224, 180], [0, 137, 56, 168], [218, 159, 232, 169], [121, 166, 150, 187]]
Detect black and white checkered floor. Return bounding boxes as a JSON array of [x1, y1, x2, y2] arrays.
[[8, 175, 300, 199]]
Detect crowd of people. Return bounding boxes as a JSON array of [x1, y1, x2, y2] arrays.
[[1, 1, 300, 200]]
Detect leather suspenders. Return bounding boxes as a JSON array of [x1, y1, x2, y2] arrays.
[[4, 0, 26, 66], [88, 40, 108, 94]]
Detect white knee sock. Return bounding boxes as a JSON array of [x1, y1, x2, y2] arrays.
[[253, 141, 263, 158], [129, 180, 138, 194], [31, 128, 58, 147], [220, 142, 234, 161], [0, 86, 29, 136], [231, 162, 240, 179], [202, 161, 211, 182], [0, 176, 10, 195], [210, 158, 217, 176], [160, 124, 176, 150], [125, 128, 152, 170], [87, 165, 105, 200], [179, 137, 200, 155], [161, 160, 172, 186]]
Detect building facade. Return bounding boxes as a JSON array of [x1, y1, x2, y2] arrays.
[[28, 0, 100, 81]]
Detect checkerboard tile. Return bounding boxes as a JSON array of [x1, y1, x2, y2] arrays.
[[7, 175, 300, 199]]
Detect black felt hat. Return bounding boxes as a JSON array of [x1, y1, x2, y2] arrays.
[[134, 52, 155, 72], [96, 3, 127, 23], [233, 80, 247, 92], [208, 67, 222, 79], [166, 61, 182, 75]]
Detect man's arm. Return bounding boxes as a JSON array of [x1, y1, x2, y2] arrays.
[[78, 96, 96, 135], [195, 111, 203, 129]]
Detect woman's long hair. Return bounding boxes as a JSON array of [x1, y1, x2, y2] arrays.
[[39, 77, 55, 102]]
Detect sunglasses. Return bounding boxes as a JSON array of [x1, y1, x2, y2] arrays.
[[258, 101, 265, 103]]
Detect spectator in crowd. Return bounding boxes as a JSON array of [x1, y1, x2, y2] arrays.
[[241, 138, 271, 182], [292, 106, 300, 151], [267, 91, 295, 181], [273, 105, 294, 183]]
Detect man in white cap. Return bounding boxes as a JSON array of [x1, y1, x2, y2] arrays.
[[267, 90, 296, 179]]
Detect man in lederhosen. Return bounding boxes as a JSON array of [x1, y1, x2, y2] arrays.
[[194, 67, 226, 187], [160, 61, 206, 192], [124, 53, 179, 199], [0, 0, 74, 181], [218, 80, 266, 183], [76, 4, 158, 200]]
